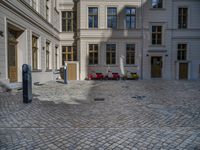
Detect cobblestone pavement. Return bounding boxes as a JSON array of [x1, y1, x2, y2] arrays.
[[0, 80, 200, 149]]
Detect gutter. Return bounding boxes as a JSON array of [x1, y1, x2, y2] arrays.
[[140, 0, 144, 79]]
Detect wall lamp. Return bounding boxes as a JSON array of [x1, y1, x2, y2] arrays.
[[146, 54, 149, 57], [0, 31, 3, 37], [165, 54, 168, 57]]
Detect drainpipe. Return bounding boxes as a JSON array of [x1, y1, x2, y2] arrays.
[[140, 0, 144, 79]]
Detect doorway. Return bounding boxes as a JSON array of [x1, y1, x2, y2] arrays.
[[151, 56, 162, 78], [68, 63, 77, 80], [8, 29, 18, 82], [179, 63, 188, 80], [7, 23, 25, 83]]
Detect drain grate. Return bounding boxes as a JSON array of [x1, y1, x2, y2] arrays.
[[94, 98, 105, 101], [132, 95, 146, 100], [34, 82, 44, 86], [122, 86, 129, 89]]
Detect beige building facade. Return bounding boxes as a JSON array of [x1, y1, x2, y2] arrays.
[[0, 0, 200, 84]]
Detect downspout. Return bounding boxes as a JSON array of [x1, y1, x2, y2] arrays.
[[140, 0, 144, 79]]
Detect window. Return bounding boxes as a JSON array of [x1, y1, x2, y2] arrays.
[[62, 11, 74, 32], [89, 44, 98, 65], [62, 46, 77, 65], [46, 0, 50, 21], [177, 44, 187, 60], [32, 35, 38, 70], [107, 7, 117, 29], [106, 44, 116, 65], [88, 7, 98, 28], [178, 8, 188, 29], [152, 26, 162, 45], [126, 44, 135, 65], [55, 47, 58, 69], [46, 42, 50, 69], [126, 7, 136, 29], [30, 0, 37, 10], [152, 0, 163, 8]]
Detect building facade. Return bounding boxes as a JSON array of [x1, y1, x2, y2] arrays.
[[0, 0, 200, 84], [0, 0, 60, 84]]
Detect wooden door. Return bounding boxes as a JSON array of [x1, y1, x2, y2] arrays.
[[179, 63, 188, 80], [151, 57, 162, 78], [8, 42, 18, 82], [68, 63, 77, 80]]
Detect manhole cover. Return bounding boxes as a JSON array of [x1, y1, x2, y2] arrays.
[[94, 98, 105, 101]]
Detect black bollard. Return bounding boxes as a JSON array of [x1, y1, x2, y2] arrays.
[[64, 65, 68, 84], [22, 64, 32, 103]]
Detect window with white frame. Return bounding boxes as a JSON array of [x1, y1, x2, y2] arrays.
[[32, 35, 38, 70], [178, 8, 188, 29], [107, 7, 117, 29], [55, 46, 58, 69], [152, 0, 163, 8], [106, 44, 116, 65], [126, 7, 136, 29], [62, 46, 77, 65], [126, 44, 135, 65], [152, 26, 162, 45], [88, 7, 98, 28], [89, 44, 98, 65], [46, 42, 50, 69], [177, 44, 187, 60], [62, 11, 74, 32]]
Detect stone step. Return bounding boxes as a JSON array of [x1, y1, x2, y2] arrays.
[[0, 81, 22, 92]]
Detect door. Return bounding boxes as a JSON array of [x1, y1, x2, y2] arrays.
[[8, 29, 18, 82], [68, 63, 77, 80], [8, 42, 18, 82], [151, 56, 162, 78], [179, 63, 188, 80]]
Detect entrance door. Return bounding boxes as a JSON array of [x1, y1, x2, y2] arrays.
[[151, 56, 162, 78], [68, 63, 77, 80], [179, 63, 188, 80], [8, 29, 18, 82]]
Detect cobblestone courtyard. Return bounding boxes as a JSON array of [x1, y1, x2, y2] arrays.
[[0, 80, 200, 149]]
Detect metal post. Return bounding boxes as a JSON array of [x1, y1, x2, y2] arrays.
[[64, 65, 68, 84], [22, 64, 32, 103]]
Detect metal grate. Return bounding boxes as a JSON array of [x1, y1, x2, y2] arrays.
[[132, 95, 146, 100], [94, 98, 105, 101]]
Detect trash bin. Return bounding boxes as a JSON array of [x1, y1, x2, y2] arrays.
[[22, 64, 32, 103]]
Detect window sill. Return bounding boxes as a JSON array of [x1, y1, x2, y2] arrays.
[[149, 45, 166, 48], [177, 28, 188, 30], [88, 64, 99, 66], [32, 69, 42, 72], [105, 65, 118, 67], [45, 69, 52, 72], [124, 65, 138, 67], [175, 60, 190, 63], [88, 28, 99, 30], [149, 8, 166, 11], [61, 31, 74, 33]]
